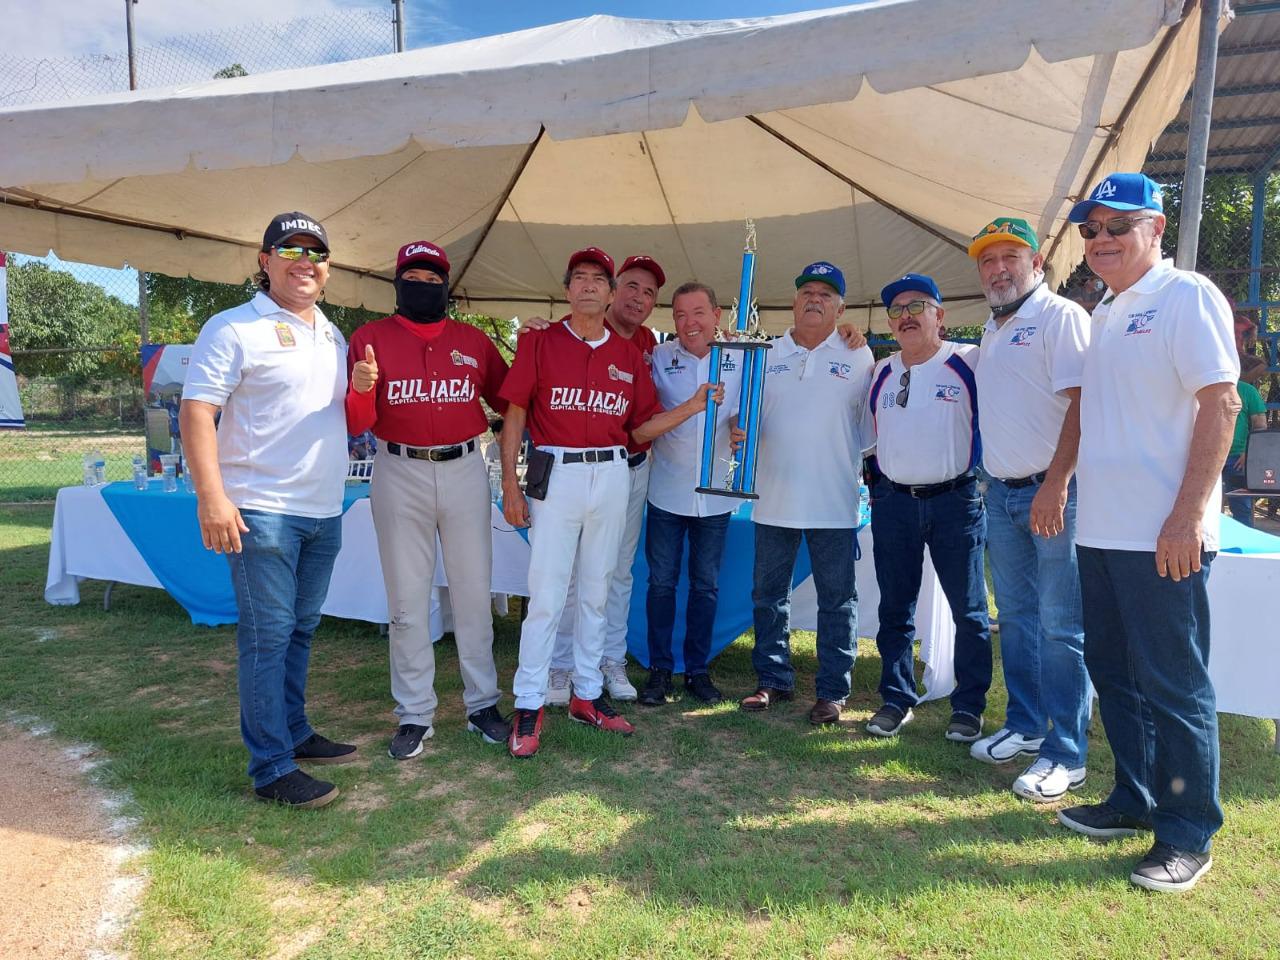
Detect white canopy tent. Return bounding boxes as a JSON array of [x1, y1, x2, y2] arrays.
[[0, 0, 1207, 333]]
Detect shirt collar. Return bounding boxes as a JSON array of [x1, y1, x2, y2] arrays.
[[776, 327, 842, 356], [1103, 258, 1178, 304], [251, 290, 329, 329], [983, 281, 1050, 332]]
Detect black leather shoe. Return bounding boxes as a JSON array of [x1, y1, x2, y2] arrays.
[[638, 668, 676, 706], [684, 673, 723, 704], [293, 732, 357, 764], [254, 769, 338, 809], [1130, 841, 1212, 892]]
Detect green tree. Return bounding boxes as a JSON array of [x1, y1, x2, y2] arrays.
[[6, 262, 135, 381]]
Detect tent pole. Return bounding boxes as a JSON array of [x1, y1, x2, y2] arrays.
[[392, 0, 405, 54], [125, 0, 138, 91], [1249, 175, 1266, 307], [1176, 0, 1223, 271]]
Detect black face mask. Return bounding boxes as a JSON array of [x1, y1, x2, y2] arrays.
[[395, 277, 450, 323]]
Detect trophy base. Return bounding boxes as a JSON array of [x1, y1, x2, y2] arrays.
[[695, 486, 759, 500]]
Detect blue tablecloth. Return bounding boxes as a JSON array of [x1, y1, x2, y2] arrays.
[[1219, 515, 1280, 554], [99, 480, 369, 626]]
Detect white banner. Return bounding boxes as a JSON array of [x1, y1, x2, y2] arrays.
[[0, 251, 26, 429]]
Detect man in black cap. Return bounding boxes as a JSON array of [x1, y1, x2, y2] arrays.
[[181, 211, 356, 809]]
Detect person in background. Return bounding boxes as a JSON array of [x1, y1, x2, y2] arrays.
[[1223, 360, 1267, 527]]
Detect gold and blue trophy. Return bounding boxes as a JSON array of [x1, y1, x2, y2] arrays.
[[695, 220, 770, 499]]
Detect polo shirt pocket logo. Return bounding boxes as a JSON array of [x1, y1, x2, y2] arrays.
[[1124, 309, 1156, 336], [608, 364, 634, 384], [1009, 325, 1037, 346], [450, 350, 479, 369], [274, 323, 296, 348], [767, 363, 790, 375], [828, 361, 851, 379], [935, 384, 961, 403]]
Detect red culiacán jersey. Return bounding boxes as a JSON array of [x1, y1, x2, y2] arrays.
[[346, 315, 509, 446], [499, 320, 663, 449]]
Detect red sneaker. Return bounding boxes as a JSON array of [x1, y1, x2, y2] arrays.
[[568, 695, 635, 736], [508, 707, 544, 758]]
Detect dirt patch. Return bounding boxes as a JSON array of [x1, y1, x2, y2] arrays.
[[0, 722, 142, 960]]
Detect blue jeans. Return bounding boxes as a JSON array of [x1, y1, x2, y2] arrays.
[[1078, 546, 1222, 853], [227, 510, 342, 788], [984, 476, 1090, 768], [645, 504, 731, 676], [871, 477, 992, 717], [751, 523, 858, 702]]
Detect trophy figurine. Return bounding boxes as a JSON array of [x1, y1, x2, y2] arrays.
[[695, 220, 771, 499]]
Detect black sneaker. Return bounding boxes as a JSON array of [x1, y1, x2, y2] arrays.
[[1058, 802, 1152, 839], [944, 711, 983, 743], [254, 769, 338, 809], [467, 705, 513, 744], [293, 732, 357, 765], [866, 703, 913, 737], [1130, 841, 1212, 892], [638, 669, 676, 706], [388, 723, 433, 760], [685, 673, 723, 705]]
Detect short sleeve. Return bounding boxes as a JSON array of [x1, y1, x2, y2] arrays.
[[1243, 382, 1267, 417], [625, 358, 664, 430], [1169, 278, 1240, 395], [183, 318, 243, 406], [1045, 300, 1091, 393], [479, 335, 511, 414], [499, 330, 539, 410]]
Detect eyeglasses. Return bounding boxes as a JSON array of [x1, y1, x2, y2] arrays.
[[896, 368, 911, 408], [886, 299, 932, 320], [1076, 216, 1153, 240], [274, 245, 330, 264]]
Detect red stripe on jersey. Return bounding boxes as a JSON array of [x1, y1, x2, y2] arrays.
[[499, 322, 662, 449], [346, 316, 508, 446]]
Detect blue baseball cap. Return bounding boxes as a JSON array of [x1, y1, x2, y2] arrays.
[[795, 261, 846, 297], [880, 273, 942, 309], [1068, 173, 1165, 223]]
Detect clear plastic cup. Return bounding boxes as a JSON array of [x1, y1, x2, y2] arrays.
[[159, 454, 179, 493]]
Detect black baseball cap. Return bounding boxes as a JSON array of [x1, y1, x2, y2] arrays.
[[262, 212, 329, 252]]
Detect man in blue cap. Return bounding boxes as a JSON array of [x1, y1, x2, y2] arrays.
[[1056, 172, 1239, 893], [861, 273, 992, 745], [736, 261, 876, 725]]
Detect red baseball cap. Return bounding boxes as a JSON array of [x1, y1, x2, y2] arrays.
[[567, 246, 615, 279], [396, 240, 451, 278], [618, 254, 665, 288]]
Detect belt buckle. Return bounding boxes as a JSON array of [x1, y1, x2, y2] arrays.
[[407, 446, 429, 461], [908, 484, 926, 498]]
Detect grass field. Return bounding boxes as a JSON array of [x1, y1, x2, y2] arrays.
[[0, 424, 142, 501], [2, 502, 1279, 960]]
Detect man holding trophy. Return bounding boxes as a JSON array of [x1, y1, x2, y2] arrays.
[[733, 262, 876, 725]]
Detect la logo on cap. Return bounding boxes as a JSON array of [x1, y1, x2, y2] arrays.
[[1094, 180, 1118, 200]]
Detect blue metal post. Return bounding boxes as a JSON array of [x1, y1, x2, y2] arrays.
[[1250, 175, 1266, 310], [698, 345, 723, 489], [739, 347, 767, 493], [736, 251, 756, 332]]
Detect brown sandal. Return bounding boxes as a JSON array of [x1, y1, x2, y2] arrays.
[[739, 687, 794, 712]]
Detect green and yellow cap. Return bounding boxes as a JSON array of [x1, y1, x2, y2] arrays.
[[967, 217, 1039, 259]]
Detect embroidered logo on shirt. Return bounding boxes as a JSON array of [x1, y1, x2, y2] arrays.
[[935, 384, 961, 403], [828, 361, 851, 379], [386, 378, 476, 404], [549, 387, 630, 416], [1008, 325, 1037, 346], [767, 363, 791, 375], [274, 322, 296, 348], [1124, 310, 1156, 336], [451, 350, 479, 369], [608, 364, 634, 384]]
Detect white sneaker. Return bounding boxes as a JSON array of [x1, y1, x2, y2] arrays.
[[545, 668, 572, 707], [1013, 757, 1086, 802], [970, 727, 1044, 764], [600, 658, 638, 702]]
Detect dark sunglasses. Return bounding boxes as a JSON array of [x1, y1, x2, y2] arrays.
[[887, 299, 932, 320], [274, 245, 330, 264], [1076, 216, 1153, 240], [896, 368, 911, 408]]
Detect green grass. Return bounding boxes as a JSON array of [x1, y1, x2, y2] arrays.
[[2, 502, 1278, 959], [0, 424, 141, 500]]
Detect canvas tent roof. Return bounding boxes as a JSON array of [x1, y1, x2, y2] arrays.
[[0, 0, 1206, 332]]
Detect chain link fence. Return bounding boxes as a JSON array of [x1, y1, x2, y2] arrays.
[[0, 10, 395, 501]]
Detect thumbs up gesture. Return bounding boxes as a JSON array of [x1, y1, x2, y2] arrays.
[[353, 344, 379, 394]]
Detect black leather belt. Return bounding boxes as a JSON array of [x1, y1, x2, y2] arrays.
[[562, 448, 623, 464], [384, 438, 476, 462], [888, 472, 976, 499], [999, 471, 1047, 489], [627, 451, 647, 468]]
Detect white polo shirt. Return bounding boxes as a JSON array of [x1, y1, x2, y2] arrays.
[[865, 340, 979, 486], [752, 329, 875, 529], [1077, 259, 1238, 552], [977, 284, 1090, 479], [184, 292, 349, 519], [647, 340, 744, 517]]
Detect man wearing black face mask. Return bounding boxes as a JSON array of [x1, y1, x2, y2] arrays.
[[346, 240, 513, 760]]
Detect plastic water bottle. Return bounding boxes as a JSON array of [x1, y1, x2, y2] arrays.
[[82, 453, 96, 486], [487, 461, 503, 503], [132, 455, 148, 490], [159, 454, 179, 493], [92, 451, 107, 486]]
